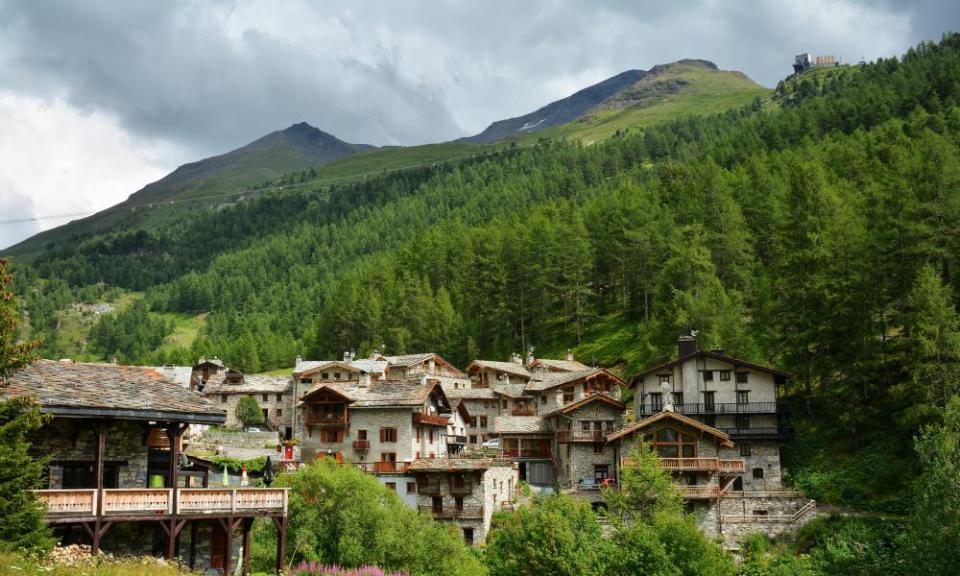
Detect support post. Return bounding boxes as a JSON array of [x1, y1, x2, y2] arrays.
[[92, 421, 106, 555], [189, 521, 198, 570], [241, 518, 253, 576], [222, 517, 234, 576], [273, 516, 287, 575]]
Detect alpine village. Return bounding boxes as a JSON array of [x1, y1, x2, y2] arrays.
[[2, 20, 960, 576]]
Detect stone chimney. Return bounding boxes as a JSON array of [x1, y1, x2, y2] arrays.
[[565, 349, 575, 362], [525, 346, 535, 366], [509, 352, 522, 364], [678, 334, 697, 358], [295, 355, 302, 367], [359, 371, 370, 387], [343, 350, 353, 362]]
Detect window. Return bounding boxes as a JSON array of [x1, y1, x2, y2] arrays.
[[469, 435, 477, 444], [740, 443, 752, 457], [416, 428, 421, 442], [381, 452, 397, 463], [720, 370, 731, 381], [703, 391, 716, 411], [752, 467, 764, 479], [385, 482, 396, 491], [407, 482, 417, 494], [221, 394, 227, 403], [334, 372, 342, 380], [300, 378, 312, 384], [733, 477, 744, 490], [673, 392, 684, 407], [479, 416, 488, 427], [454, 496, 464, 511], [736, 372, 749, 384], [276, 408, 283, 417], [735, 415, 750, 429], [320, 372, 329, 379], [380, 428, 398, 443], [704, 415, 717, 427], [703, 370, 714, 382], [429, 429, 434, 443], [462, 527, 474, 545], [752, 509, 769, 516], [650, 393, 663, 411], [594, 465, 609, 481], [262, 394, 268, 402], [540, 395, 547, 404], [276, 394, 282, 402], [357, 430, 367, 440], [659, 375, 670, 385], [593, 442, 604, 454], [502, 400, 508, 409], [321, 429, 340, 443], [736, 390, 750, 405], [563, 389, 574, 403], [651, 428, 697, 458]]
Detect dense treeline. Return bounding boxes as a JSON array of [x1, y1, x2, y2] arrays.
[[12, 34, 960, 515], [87, 301, 171, 364]]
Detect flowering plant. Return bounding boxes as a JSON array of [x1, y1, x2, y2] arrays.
[[293, 562, 409, 576]]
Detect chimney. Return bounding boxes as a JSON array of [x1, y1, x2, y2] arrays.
[[525, 346, 535, 366], [678, 335, 697, 358], [111, 356, 118, 365], [359, 371, 370, 387], [420, 374, 428, 386], [565, 349, 575, 362], [343, 351, 353, 363], [509, 352, 522, 364], [295, 355, 302, 366]]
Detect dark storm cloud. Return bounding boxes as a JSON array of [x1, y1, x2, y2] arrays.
[[0, 0, 951, 156]]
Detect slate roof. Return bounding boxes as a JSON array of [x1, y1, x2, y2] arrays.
[[441, 383, 498, 400], [204, 374, 293, 395], [381, 353, 437, 367], [409, 458, 513, 472], [542, 393, 625, 418], [606, 410, 733, 448], [491, 415, 552, 434], [527, 358, 591, 372], [467, 360, 531, 379], [302, 378, 450, 410], [524, 368, 625, 392], [492, 382, 529, 398], [152, 365, 194, 388], [1, 359, 225, 424]]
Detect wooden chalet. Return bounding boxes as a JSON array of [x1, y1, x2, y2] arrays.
[[2, 359, 288, 575]]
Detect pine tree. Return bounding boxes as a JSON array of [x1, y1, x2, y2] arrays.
[[0, 258, 54, 552]]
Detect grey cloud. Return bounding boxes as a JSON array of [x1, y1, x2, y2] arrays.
[[0, 0, 952, 159]]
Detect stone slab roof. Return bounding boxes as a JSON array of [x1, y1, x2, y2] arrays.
[[524, 368, 626, 392], [467, 360, 531, 379], [528, 358, 591, 372], [409, 457, 513, 472], [492, 415, 552, 434], [606, 410, 733, 448], [441, 383, 498, 400], [381, 353, 437, 367], [204, 374, 293, 395], [151, 365, 194, 388], [2, 359, 225, 424], [542, 392, 625, 418], [303, 378, 449, 409], [294, 359, 388, 376]]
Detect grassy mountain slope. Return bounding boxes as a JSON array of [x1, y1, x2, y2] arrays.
[[3, 122, 373, 259]]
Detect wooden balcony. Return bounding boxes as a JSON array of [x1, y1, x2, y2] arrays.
[[352, 439, 370, 451], [556, 430, 605, 443], [680, 485, 720, 499], [499, 448, 552, 459], [419, 505, 483, 520], [446, 434, 468, 445], [306, 413, 348, 427], [412, 413, 449, 426], [355, 461, 411, 474], [35, 488, 289, 522], [658, 458, 745, 473], [448, 482, 473, 497], [719, 427, 795, 440], [511, 407, 535, 416]]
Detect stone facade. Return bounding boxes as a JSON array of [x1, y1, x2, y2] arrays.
[[33, 418, 151, 489], [719, 440, 782, 491], [694, 492, 817, 548], [210, 387, 293, 433]]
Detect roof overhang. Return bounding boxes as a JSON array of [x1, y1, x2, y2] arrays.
[[42, 405, 226, 425]]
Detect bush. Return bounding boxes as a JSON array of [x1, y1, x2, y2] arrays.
[[235, 396, 264, 428]]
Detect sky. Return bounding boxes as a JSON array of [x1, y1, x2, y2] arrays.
[[0, 0, 956, 249]]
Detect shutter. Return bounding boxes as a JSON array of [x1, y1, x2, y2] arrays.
[[379, 429, 385, 442]]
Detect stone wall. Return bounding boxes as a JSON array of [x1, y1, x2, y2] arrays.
[[719, 441, 782, 491], [200, 430, 281, 449], [33, 418, 150, 489], [692, 492, 818, 548], [208, 391, 293, 432]]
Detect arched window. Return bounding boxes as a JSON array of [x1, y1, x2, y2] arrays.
[[646, 428, 697, 458]]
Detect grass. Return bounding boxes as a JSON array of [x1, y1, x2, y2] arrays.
[[155, 312, 207, 354], [49, 291, 142, 361]]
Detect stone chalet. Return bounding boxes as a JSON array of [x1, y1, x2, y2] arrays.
[[202, 371, 294, 438], [2, 359, 288, 575]]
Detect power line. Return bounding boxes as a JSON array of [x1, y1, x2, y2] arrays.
[[0, 135, 558, 228]]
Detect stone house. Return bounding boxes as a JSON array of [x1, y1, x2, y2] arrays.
[[2, 359, 288, 575], [409, 458, 517, 545], [203, 373, 294, 437]]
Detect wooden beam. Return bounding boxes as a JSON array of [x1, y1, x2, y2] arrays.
[[188, 521, 198, 570], [223, 516, 234, 576], [273, 516, 287, 575], [241, 518, 253, 576]]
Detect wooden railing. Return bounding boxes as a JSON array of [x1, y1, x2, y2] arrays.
[[511, 407, 535, 416], [658, 458, 745, 473], [418, 505, 483, 519], [556, 430, 605, 443], [306, 413, 348, 426], [352, 439, 370, 450], [35, 488, 289, 518], [718, 427, 795, 440], [448, 482, 473, 496], [412, 413, 449, 426], [680, 486, 720, 499]]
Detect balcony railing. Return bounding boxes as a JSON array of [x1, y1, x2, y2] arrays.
[[511, 407, 535, 416], [657, 458, 745, 473], [355, 461, 411, 474], [680, 486, 720, 499], [556, 430, 606, 443], [638, 402, 789, 416], [448, 483, 473, 496], [719, 427, 795, 440], [306, 413, 348, 426], [419, 505, 483, 520], [35, 488, 289, 519], [446, 434, 468, 445], [352, 439, 370, 451], [499, 448, 552, 459], [417, 481, 443, 496], [412, 413, 449, 426]]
